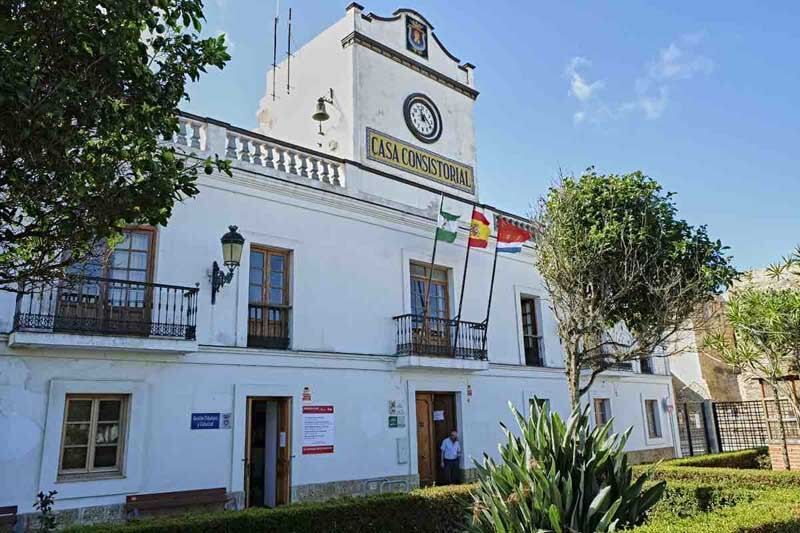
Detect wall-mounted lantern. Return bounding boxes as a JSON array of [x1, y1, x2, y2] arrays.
[[210, 225, 245, 304]]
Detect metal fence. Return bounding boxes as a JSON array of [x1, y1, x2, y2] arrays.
[[678, 402, 713, 456], [712, 401, 768, 452]]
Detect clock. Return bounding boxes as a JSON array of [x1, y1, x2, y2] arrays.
[[403, 93, 442, 144]]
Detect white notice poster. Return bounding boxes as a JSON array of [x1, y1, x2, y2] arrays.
[[433, 410, 445, 421], [302, 405, 335, 454]]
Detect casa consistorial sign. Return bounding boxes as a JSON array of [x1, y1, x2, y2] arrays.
[[366, 128, 475, 193]]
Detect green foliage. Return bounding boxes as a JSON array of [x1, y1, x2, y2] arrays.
[[0, 0, 231, 286], [533, 169, 737, 403], [64, 486, 472, 533], [469, 401, 665, 532], [630, 487, 800, 533], [34, 490, 58, 533], [635, 464, 800, 489], [659, 448, 767, 469]]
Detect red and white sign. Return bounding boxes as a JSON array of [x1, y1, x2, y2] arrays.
[[302, 386, 312, 403], [302, 405, 335, 455]]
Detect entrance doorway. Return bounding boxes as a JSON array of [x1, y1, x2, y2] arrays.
[[415, 392, 458, 486], [245, 397, 292, 507]]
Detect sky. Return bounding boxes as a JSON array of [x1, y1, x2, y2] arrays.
[[183, 0, 800, 271]]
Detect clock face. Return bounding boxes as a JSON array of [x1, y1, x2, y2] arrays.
[[403, 93, 442, 144]]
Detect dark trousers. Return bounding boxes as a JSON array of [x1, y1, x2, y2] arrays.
[[442, 458, 460, 485]]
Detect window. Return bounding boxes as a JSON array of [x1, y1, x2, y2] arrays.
[[640, 357, 654, 374], [57, 228, 155, 336], [529, 397, 550, 413], [645, 399, 662, 439], [521, 297, 543, 366], [410, 263, 449, 319], [59, 395, 128, 479], [248, 246, 291, 349], [593, 398, 612, 429]]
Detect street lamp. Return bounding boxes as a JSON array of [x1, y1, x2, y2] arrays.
[[211, 225, 245, 304]]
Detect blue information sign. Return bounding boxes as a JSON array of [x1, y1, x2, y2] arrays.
[[191, 412, 220, 430]]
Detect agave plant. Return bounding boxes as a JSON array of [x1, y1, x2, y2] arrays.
[[469, 401, 665, 532]]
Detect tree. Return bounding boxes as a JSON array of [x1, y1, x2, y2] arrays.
[[470, 401, 665, 532], [705, 248, 800, 470], [532, 169, 737, 407], [0, 0, 231, 287]]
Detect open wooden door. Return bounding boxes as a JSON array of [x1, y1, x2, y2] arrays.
[[276, 397, 292, 505], [433, 393, 457, 485], [415, 393, 435, 486]]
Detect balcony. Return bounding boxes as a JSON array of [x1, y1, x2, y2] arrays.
[[393, 314, 489, 371], [247, 304, 290, 349], [10, 277, 199, 354]]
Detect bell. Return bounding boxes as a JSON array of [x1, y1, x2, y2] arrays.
[[312, 98, 330, 122]]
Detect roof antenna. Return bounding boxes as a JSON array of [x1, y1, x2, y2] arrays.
[[286, 7, 293, 95], [271, 0, 280, 101]]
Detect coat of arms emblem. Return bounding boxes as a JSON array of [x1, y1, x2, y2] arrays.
[[405, 16, 428, 58]]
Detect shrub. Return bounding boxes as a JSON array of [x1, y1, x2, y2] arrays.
[[469, 402, 665, 532], [631, 488, 800, 532], [636, 465, 800, 489], [660, 448, 767, 469], [65, 485, 472, 533]]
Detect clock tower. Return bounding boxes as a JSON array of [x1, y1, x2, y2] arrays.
[[256, 3, 479, 201]]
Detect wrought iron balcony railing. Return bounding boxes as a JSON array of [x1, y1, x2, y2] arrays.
[[393, 314, 487, 360], [13, 277, 199, 340], [247, 303, 290, 349]]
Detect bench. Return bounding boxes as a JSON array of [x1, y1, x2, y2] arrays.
[[0, 506, 17, 533], [125, 488, 228, 519]]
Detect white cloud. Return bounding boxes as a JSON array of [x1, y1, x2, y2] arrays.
[[568, 33, 712, 124], [648, 34, 714, 82], [565, 57, 605, 102]]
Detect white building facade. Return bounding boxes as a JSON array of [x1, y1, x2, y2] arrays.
[[0, 4, 679, 526]]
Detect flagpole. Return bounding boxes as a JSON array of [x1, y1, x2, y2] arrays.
[[481, 215, 501, 353], [452, 205, 476, 356], [422, 193, 445, 323]]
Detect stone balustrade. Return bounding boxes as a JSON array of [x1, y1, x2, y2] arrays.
[[170, 114, 345, 188]]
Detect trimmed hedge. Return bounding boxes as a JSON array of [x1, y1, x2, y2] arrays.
[[632, 488, 800, 533], [637, 465, 800, 489], [63, 459, 800, 533], [658, 448, 768, 469], [64, 485, 472, 533]]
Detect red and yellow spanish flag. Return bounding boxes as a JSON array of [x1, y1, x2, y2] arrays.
[[469, 208, 490, 248]]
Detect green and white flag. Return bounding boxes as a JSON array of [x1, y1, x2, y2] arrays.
[[436, 207, 460, 243]]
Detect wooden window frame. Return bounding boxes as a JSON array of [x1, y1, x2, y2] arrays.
[[58, 394, 129, 480], [409, 261, 450, 320], [520, 296, 543, 366], [249, 245, 291, 308], [593, 398, 612, 428], [644, 399, 663, 439]]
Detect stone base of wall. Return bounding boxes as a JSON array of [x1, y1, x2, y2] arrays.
[[292, 473, 419, 503], [626, 447, 675, 465], [768, 439, 800, 471], [16, 503, 126, 532]]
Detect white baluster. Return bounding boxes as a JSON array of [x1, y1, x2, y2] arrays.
[[190, 123, 201, 149], [320, 160, 331, 183], [287, 150, 297, 174], [252, 143, 263, 166], [225, 134, 238, 159], [276, 148, 286, 172], [176, 120, 188, 145], [299, 155, 309, 177], [240, 138, 251, 163], [264, 144, 275, 169], [331, 163, 342, 187]]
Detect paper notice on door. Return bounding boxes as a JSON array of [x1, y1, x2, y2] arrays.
[[279, 431, 287, 448], [433, 410, 445, 421]]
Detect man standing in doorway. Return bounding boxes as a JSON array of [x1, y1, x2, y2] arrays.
[[440, 430, 461, 484]]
